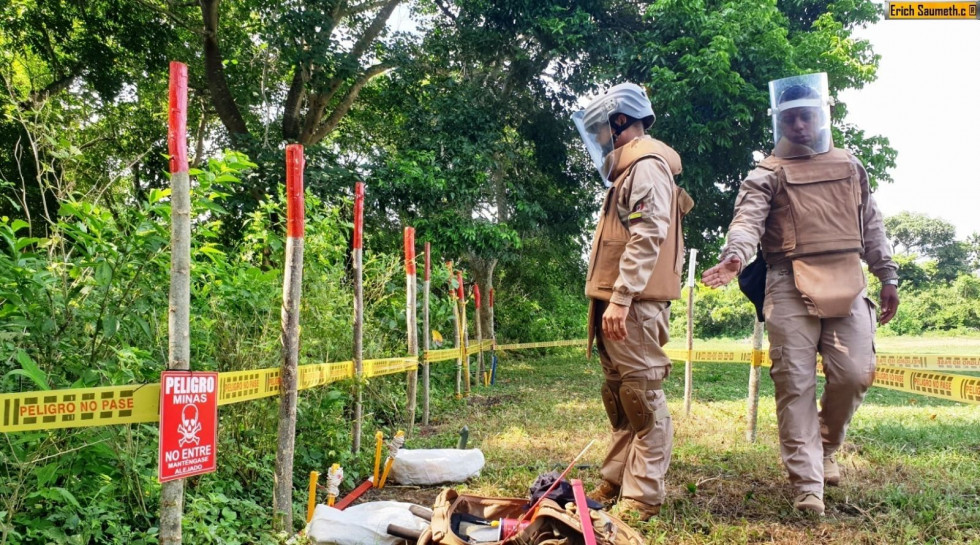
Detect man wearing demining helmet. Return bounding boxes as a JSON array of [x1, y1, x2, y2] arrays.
[[702, 73, 899, 515], [574, 83, 694, 521]]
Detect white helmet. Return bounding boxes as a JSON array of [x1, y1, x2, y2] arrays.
[[573, 83, 656, 183]]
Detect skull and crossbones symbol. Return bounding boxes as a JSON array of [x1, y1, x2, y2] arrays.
[[177, 404, 202, 447]]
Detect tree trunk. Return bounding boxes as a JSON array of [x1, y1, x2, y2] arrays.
[[274, 236, 303, 531], [200, 0, 249, 137], [468, 257, 497, 351]]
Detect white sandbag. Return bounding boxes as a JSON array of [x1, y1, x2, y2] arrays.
[[389, 448, 485, 485], [306, 501, 428, 545]]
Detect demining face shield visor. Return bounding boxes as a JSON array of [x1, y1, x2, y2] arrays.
[[573, 109, 615, 186], [768, 73, 832, 158]]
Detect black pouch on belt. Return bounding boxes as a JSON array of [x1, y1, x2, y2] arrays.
[[738, 249, 767, 322]]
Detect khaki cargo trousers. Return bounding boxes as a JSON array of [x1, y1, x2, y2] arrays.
[[592, 299, 673, 507], [764, 263, 877, 497]]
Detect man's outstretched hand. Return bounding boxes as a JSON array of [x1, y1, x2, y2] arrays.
[[701, 255, 742, 288]]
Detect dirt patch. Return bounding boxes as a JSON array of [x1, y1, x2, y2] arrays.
[[469, 394, 518, 409], [353, 484, 444, 509]]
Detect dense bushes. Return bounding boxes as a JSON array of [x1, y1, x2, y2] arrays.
[[0, 153, 467, 543], [881, 274, 980, 336]]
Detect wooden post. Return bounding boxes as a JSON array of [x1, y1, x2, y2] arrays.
[[489, 288, 496, 347], [684, 249, 698, 416], [448, 262, 461, 399], [404, 227, 418, 434], [160, 60, 189, 545], [274, 144, 305, 532], [458, 271, 470, 396], [422, 243, 431, 425], [352, 182, 365, 453], [474, 284, 484, 386], [306, 471, 319, 523], [489, 288, 497, 384], [746, 320, 765, 442], [373, 431, 384, 486]]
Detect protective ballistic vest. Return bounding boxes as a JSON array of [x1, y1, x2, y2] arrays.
[[757, 147, 867, 317], [757, 147, 863, 261], [585, 138, 693, 302]]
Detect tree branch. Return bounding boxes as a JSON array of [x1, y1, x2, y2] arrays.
[[200, 0, 249, 137], [348, 0, 393, 16], [307, 63, 393, 145], [26, 72, 79, 107], [348, 0, 402, 62], [191, 107, 209, 168], [134, 0, 202, 33], [297, 0, 400, 142], [282, 67, 309, 141], [432, 0, 457, 22]]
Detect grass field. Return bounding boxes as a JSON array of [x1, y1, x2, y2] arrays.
[[378, 340, 980, 544]]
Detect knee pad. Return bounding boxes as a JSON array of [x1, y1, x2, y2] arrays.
[[620, 379, 667, 432], [601, 380, 627, 430]]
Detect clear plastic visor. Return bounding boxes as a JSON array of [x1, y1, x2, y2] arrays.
[[769, 73, 832, 158], [573, 109, 615, 185]]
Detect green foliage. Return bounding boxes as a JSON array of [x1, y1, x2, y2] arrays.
[[883, 274, 980, 336], [883, 211, 977, 285], [583, 0, 896, 258], [0, 151, 436, 542], [885, 211, 958, 256], [670, 283, 757, 340]]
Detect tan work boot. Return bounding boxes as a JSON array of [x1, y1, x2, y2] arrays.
[[793, 493, 825, 515], [589, 480, 620, 507], [824, 456, 840, 486], [614, 498, 661, 522]]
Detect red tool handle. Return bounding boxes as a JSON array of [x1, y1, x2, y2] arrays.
[[571, 479, 597, 545]]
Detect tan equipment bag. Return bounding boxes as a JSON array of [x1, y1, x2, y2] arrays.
[[419, 488, 645, 545], [791, 252, 866, 318]]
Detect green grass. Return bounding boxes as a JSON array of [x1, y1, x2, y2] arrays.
[[399, 348, 980, 544]]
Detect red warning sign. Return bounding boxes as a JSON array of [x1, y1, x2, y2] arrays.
[[159, 371, 218, 482]]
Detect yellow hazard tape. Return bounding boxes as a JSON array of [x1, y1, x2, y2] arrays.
[[661, 346, 980, 372], [364, 357, 417, 377], [498, 339, 980, 405], [874, 353, 980, 371], [1, 384, 160, 432], [5, 339, 979, 432], [495, 339, 588, 350], [219, 368, 277, 405], [423, 348, 459, 363], [1, 355, 425, 433], [866, 366, 980, 405], [298, 361, 355, 391]]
